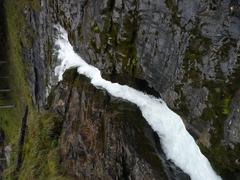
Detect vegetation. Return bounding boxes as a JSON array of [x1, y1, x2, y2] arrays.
[[1, 0, 240, 178], [17, 113, 66, 179], [2, 0, 66, 179], [179, 22, 240, 175], [86, 1, 140, 77]]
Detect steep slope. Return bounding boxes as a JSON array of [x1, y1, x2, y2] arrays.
[[1, 0, 240, 179]]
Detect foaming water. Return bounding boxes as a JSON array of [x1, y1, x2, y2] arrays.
[[54, 25, 221, 180]]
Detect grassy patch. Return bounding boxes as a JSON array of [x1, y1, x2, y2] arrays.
[[16, 113, 67, 179], [2, 0, 68, 179], [2, 0, 36, 142]]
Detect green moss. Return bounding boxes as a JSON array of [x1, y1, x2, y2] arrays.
[[87, 3, 140, 77], [2, 0, 37, 177], [199, 44, 239, 174], [182, 26, 211, 86], [116, 11, 139, 75], [165, 0, 181, 27], [91, 23, 100, 33], [199, 87, 238, 175], [30, 0, 40, 11], [1, 0, 36, 144], [174, 19, 240, 174], [222, 97, 230, 115], [2, 0, 69, 179]]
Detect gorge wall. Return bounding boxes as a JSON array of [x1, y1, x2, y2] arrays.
[[0, 0, 240, 179]]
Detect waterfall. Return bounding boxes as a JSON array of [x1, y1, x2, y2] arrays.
[[54, 25, 221, 180]]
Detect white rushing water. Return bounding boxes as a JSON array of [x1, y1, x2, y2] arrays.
[[54, 25, 221, 180]]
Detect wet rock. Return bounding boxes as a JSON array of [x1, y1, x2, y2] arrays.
[[16, 0, 240, 177], [50, 70, 172, 179]]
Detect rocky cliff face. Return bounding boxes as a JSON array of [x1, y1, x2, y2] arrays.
[[1, 0, 240, 179], [50, 70, 172, 179]]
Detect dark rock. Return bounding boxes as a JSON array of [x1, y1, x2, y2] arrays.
[[13, 0, 240, 177], [50, 70, 173, 179]]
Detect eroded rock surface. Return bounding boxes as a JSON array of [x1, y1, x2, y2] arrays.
[[49, 70, 192, 179], [13, 0, 240, 178]]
